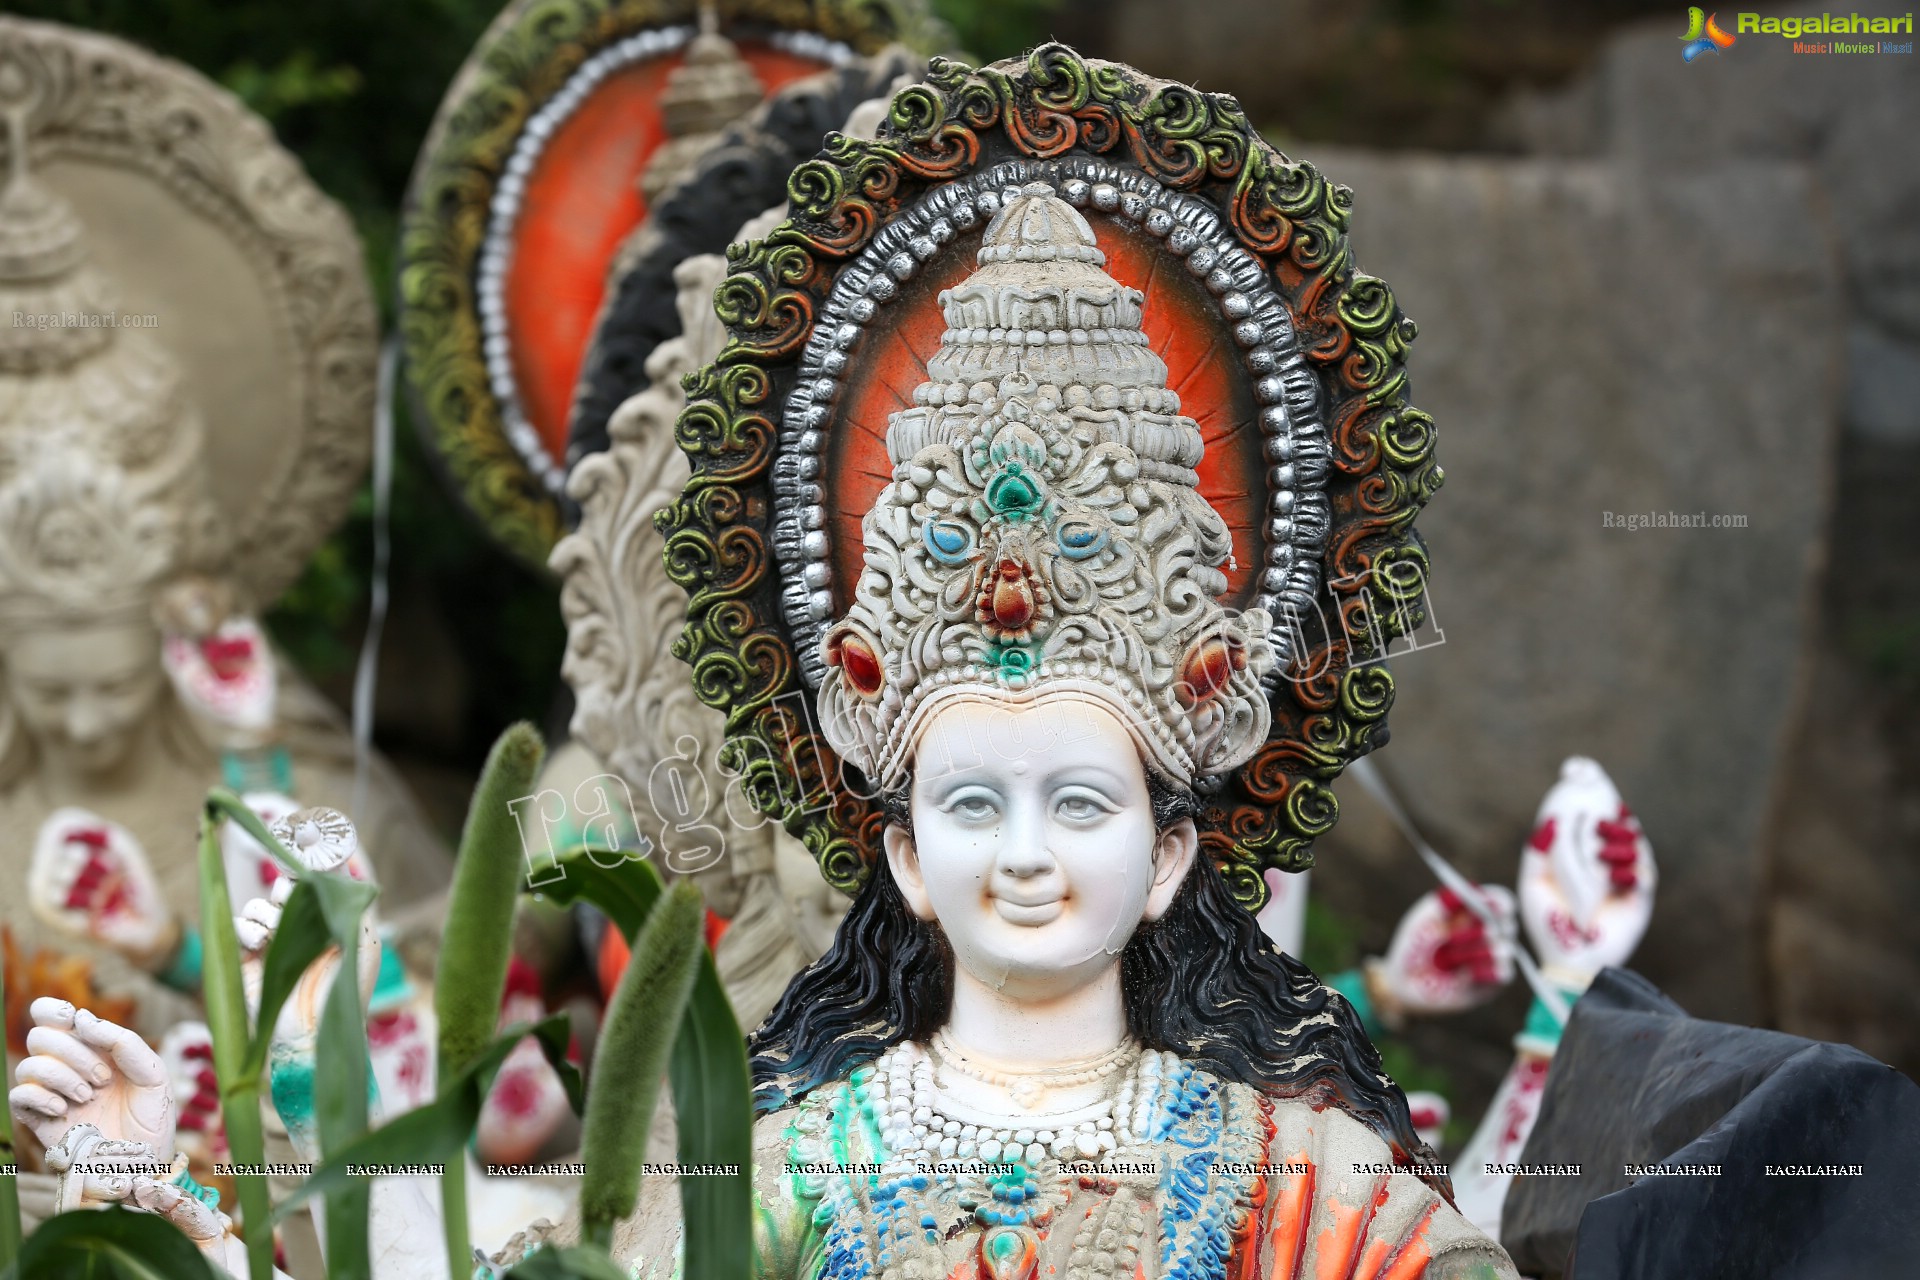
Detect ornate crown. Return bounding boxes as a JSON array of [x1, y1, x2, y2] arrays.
[[0, 112, 223, 629], [817, 185, 1274, 789], [661, 47, 1440, 908]]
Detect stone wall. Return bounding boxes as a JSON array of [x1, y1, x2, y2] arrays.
[[1497, 10, 1920, 1080], [1290, 139, 1844, 1119]]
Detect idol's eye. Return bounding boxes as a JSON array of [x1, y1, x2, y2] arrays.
[[1055, 519, 1107, 560], [940, 787, 1001, 823], [922, 518, 976, 566], [1052, 787, 1118, 824]]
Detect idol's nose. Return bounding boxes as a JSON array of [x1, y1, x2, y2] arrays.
[[993, 795, 1054, 879]]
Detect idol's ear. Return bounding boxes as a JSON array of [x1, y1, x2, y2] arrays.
[[883, 822, 936, 921], [1144, 818, 1198, 923]]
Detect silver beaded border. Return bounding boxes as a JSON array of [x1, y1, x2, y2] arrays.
[[770, 157, 1333, 692], [475, 26, 857, 497]]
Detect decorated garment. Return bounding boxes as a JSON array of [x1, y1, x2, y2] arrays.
[[617, 1043, 1516, 1280]]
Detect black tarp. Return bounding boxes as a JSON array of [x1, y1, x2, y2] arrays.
[[1500, 968, 1920, 1279]]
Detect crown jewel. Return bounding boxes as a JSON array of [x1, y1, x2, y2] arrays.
[[817, 185, 1275, 790]]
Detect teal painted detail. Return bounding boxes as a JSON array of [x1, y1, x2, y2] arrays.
[[1325, 968, 1383, 1040], [993, 645, 1034, 680], [1521, 983, 1586, 1050], [221, 746, 294, 796], [170, 1164, 220, 1210], [158, 926, 203, 993], [984, 465, 1040, 519], [370, 933, 414, 1012], [268, 1048, 316, 1146]]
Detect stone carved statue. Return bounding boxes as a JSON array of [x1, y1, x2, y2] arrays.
[[0, 17, 448, 1040], [635, 3, 765, 205], [554, 68, 922, 1031], [623, 44, 1519, 1275], [5, 41, 1520, 1280]]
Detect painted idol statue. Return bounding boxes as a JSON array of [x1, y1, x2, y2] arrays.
[[635, 47, 1517, 1280]]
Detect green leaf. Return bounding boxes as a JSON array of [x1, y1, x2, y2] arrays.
[[5, 1206, 219, 1280], [237, 880, 332, 1081], [500, 1243, 633, 1280], [203, 789, 309, 883], [313, 877, 379, 1280], [195, 808, 274, 1280], [274, 1014, 573, 1221], [530, 850, 752, 1279]]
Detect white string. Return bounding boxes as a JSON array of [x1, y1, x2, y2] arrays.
[[1346, 756, 1569, 1026], [351, 336, 398, 823]]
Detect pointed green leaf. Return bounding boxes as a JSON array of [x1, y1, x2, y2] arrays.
[[501, 1243, 633, 1280], [196, 807, 274, 1280], [528, 849, 752, 1279], [7, 1206, 219, 1280], [237, 880, 331, 1081]]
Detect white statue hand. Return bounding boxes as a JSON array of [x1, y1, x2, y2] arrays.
[[235, 873, 297, 1018], [235, 860, 380, 1030], [1518, 758, 1658, 988], [43, 1125, 274, 1280], [27, 810, 178, 968], [10, 998, 174, 1157], [1367, 884, 1517, 1020]]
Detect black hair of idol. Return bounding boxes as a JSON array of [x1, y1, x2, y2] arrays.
[[746, 774, 1452, 1198]]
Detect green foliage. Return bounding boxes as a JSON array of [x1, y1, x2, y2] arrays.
[[435, 722, 548, 1275], [276, 1013, 581, 1223], [200, 789, 382, 1280], [529, 848, 753, 1280], [195, 802, 273, 1280], [438, 723, 548, 1074], [1300, 896, 1361, 977], [502, 1244, 634, 1280], [930, 0, 1064, 62], [579, 881, 705, 1250], [1, 1206, 219, 1280]]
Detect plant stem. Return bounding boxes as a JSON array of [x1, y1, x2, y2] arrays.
[[0, 929, 19, 1270], [443, 1156, 471, 1277], [198, 806, 275, 1280]]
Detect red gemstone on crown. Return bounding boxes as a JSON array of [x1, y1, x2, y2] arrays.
[[828, 629, 885, 698], [1178, 633, 1245, 705], [989, 560, 1034, 631]]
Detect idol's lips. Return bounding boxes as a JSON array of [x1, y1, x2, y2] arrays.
[[990, 890, 1063, 925]]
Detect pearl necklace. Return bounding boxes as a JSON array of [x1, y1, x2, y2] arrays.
[[930, 1030, 1138, 1111], [872, 1040, 1172, 1172]]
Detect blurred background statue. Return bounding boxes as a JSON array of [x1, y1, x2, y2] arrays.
[[0, 15, 448, 1043]]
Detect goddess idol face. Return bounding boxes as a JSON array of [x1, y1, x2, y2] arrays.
[[882, 690, 1195, 1003], [6, 619, 168, 779]]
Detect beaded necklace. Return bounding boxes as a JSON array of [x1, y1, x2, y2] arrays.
[[790, 1042, 1271, 1280]]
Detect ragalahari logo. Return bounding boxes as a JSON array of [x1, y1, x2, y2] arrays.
[[1681, 7, 1738, 59]]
